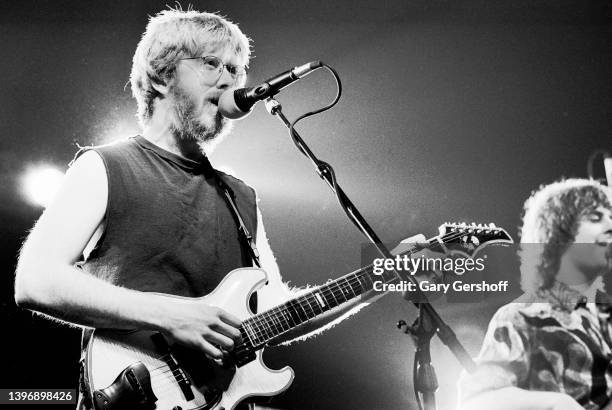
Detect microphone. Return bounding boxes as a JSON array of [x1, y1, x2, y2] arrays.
[[218, 60, 323, 119]]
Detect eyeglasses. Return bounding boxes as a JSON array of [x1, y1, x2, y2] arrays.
[[179, 55, 247, 83]]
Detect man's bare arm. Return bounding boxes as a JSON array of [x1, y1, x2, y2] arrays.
[[14, 150, 241, 359]]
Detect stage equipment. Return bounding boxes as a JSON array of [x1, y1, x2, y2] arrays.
[[218, 61, 323, 119], [262, 62, 494, 410]]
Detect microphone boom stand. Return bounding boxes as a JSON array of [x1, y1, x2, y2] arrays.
[[264, 97, 477, 410]]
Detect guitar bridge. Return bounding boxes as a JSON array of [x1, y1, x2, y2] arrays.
[[150, 333, 195, 402]]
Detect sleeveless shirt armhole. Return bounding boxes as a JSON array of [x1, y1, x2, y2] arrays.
[[252, 187, 260, 240], [240, 181, 258, 240], [71, 147, 112, 260]]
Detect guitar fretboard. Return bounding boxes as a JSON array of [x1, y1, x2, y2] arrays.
[[231, 223, 510, 365], [240, 239, 448, 347], [241, 262, 382, 347]]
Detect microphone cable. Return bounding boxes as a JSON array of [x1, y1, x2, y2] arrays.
[[284, 64, 430, 410], [285, 63, 368, 236]]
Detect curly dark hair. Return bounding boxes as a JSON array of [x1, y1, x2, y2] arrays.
[[519, 178, 612, 292]]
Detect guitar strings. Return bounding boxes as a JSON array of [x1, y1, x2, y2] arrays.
[[127, 229, 490, 383], [235, 230, 478, 349], [232, 231, 487, 360], [111, 228, 494, 402], [136, 229, 476, 364], [147, 231, 479, 388], [147, 377, 208, 403], [236, 229, 478, 347], [239, 230, 469, 337]]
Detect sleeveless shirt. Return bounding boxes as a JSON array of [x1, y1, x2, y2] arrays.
[[77, 135, 258, 297], [75, 135, 258, 409]]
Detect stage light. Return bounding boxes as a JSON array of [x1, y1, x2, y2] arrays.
[[22, 165, 65, 208]]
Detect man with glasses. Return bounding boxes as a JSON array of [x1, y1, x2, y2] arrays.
[[14, 8, 370, 409]]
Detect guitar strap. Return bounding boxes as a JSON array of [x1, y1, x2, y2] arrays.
[[212, 177, 262, 410], [216, 176, 262, 268], [199, 157, 262, 269], [202, 159, 262, 323]]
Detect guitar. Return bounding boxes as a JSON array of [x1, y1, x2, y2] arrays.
[[86, 222, 512, 410]]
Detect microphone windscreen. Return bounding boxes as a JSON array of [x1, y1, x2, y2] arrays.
[[218, 89, 251, 120]]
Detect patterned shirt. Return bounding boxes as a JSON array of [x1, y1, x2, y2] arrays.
[[458, 281, 612, 410]]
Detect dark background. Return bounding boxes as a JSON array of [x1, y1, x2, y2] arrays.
[[1, 1, 611, 409]]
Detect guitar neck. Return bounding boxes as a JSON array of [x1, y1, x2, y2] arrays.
[[240, 237, 446, 348]]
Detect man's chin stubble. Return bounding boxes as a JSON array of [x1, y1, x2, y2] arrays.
[[197, 116, 234, 154], [171, 113, 233, 154]]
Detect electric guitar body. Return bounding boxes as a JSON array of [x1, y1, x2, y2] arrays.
[[87, 268, 294, 410]]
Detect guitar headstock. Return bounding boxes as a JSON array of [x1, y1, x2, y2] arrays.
[[437, 222, 513, 257]]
